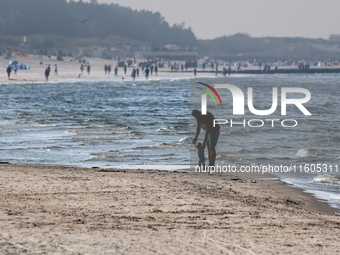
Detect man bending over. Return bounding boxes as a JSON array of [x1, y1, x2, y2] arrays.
[[191, 109, 220, 166]]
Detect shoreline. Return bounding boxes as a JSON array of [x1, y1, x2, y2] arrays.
[[2, 54, 340, 84], [1, 163, 339, 254], [2, 162, 340, 215]]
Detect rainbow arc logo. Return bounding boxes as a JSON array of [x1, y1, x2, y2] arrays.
[[196, 82, 223, 106]]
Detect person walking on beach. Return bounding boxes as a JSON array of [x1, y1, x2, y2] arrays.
[[136, 68, 139, 77], [13, 64, 17, 75], [124, 65, 127, 75], [228, 66, 231, 77], [44, 65, 51, 81], [193, 68, 197, 76], [222, 67, 227, 77], [54, 64, 58, 76], [144, 66, 150, 80], [150, 65, 153, 75], [87, 64, 91, 75], [131, 68, 136, 80], [114, 66, 118, 76], [154, 65, 158, 75], [107, 65, 111, 75], [6, 65, 11, 80], [191, 109, 220, 167], [104, 64, 108, 75], [80, 64, 84, 74]]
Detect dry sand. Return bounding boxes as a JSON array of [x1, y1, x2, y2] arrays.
[[0, 163, 339, 254]]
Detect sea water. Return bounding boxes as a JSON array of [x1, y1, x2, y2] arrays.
[[0, 74, 339, 210]]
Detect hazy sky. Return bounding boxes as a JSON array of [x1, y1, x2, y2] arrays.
[[82, 0, 340, 39]]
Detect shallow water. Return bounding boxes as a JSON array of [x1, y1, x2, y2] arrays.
[[189, 75, 340, 210], [0, 77, 191, 167]]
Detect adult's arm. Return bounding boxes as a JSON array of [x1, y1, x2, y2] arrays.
[[192, 121, 201, 144]]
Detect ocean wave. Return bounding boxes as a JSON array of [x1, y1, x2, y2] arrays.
[[135, 141, 188, 149], [65, 130, 79, 135], [313, 174, 340, 183], [87, 150, 120, 161], [156, 126, 177, 132], [179, 137, 189, 142], [295, 149, 317, 158]]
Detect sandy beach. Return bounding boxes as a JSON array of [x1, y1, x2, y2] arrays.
[[0, 163, 339, 254], [2, 54, 340, 84], [0, 54, 199, 83]]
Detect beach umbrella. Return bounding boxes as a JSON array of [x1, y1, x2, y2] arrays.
[[9, 60, 19, 66]]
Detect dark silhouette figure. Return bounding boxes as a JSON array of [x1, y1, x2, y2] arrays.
[[131, 68, 136, 80], [144, 67, 150, 80], [192, 110, 220, 167], [6, 65, 11, 79], [45, 65, 51, 81]]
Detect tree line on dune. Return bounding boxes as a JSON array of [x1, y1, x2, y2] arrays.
[[0, 0, 197, 46], [1, 0, 340, 60]]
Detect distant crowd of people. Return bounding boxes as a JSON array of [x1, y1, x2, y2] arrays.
[[5, 54, 234, 81]]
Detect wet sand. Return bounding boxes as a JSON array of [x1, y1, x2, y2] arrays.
[[0, 163, 339, 254]]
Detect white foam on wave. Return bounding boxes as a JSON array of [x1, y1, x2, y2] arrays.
[[330, 194, 340, 199], [313, 174, 340, 183], [65, 130, 78, 135], [295, 149, 316, 157], [179, 137, 188, 142], [156, 126, 176, 132]]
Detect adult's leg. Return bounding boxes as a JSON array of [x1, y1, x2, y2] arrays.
[[207, 146, 212, 166], [209, 145, 216, 166], [207, 131, 219, 166]]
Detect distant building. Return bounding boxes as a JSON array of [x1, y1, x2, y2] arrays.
[[329, 34, 340, 41], [134, 44, 198, 60], [90, 0, 98, 4], [79, 46, 107, 58], [19, 43, 30, 54]]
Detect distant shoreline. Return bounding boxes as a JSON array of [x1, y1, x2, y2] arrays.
[[164, 67, 340, 75], [2, 54, 340, 84]]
